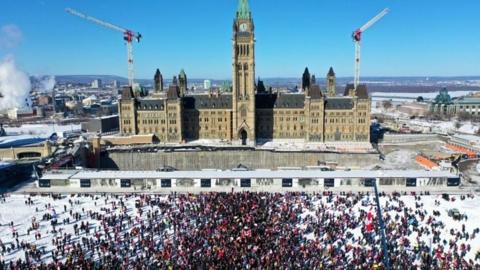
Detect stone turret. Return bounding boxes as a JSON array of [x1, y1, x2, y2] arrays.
[[327, 67, 336, 97], [179, 69, 187, 97], [154, 69, 163, 92], [167, 76, 180, 99], [302, 67, 311, 92]]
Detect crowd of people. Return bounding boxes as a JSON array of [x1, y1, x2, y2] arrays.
[[0, 191, 479, 269]]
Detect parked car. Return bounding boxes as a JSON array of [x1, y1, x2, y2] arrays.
[[448, 208, 462, 220]]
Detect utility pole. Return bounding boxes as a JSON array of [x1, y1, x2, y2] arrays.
[[373, 178, 391, 269]]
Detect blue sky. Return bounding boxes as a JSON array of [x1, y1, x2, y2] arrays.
[[0, 0, 479, 79]]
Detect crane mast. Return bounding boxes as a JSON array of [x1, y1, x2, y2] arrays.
[[352, 8, 389, 91], [65, 8, 142, 87]]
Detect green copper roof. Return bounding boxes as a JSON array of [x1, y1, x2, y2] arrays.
[[433, 88, 452, 105], [179, 69, 186, 77], [237, 0, 251, 20]]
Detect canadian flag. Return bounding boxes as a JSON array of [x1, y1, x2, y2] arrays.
[[366, 209, 375, 232]]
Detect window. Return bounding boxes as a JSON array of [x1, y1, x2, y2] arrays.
[[240, 179, 251, 188], [201, 179, 211, 188], [282, 178, 293, 187], [161, 179, 172, 188]]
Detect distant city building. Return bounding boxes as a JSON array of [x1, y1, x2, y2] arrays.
[[37, 95, 52, 106], [118, 0, 371, 145], [430, 88, 453, 115], [430, 88, 480, 117], [91, 79, 102, 89], [452, 95, 480, 116], [7, 107, 34, 120], [82, 95, 98, 106], [112, 80, 118, 89], [35, 106, 45, 117], [204, 80, 212, 90], [81, 115, 119, 134]]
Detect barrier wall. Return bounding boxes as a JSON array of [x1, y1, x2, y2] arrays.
[[101, 150, 381, 171]]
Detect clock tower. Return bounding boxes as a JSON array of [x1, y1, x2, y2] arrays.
[[232, 0, 256, 145]]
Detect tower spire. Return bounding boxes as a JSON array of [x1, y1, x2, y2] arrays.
[[237, 0, 251, 20]]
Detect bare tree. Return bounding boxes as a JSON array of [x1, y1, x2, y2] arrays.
[[457, 112, 472, 122], [454, 121, 462, 129], [425, 111, 443, 121], [382, 100, 393, 110]]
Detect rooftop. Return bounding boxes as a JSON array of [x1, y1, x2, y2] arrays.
[[42, 169, 458, 180]]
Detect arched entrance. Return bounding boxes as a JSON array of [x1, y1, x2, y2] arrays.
[[240, 129, 248, 146]]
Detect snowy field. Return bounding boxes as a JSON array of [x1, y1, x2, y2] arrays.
[[0, 193, 479, 267], [0, 193, 173, 265], [408, 119, 479, 135]]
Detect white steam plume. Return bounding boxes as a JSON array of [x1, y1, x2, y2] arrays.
[[35, 75, 56, 92], [0, 57, 32, 111]]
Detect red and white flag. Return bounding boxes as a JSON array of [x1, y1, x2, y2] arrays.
[[366, 209, 375, 232]]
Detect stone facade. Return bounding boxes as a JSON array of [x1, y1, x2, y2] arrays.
[[118, 0, 371, 145]]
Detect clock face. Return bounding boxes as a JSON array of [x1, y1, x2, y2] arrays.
[[239, 23, 248, 32]]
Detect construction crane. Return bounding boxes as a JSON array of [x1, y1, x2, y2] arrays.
[[352, 8, 389, 91], [65, 8, 142, 87]]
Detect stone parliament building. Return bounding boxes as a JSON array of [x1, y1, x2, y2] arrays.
[[119, 0, 371, 145]]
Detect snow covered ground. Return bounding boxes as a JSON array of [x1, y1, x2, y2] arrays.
[[390, 195, 480, 262], [259, 140, 374, 152], [168, 139, 374, 153], [0, 194, 172, 264], [379, 150, 420, 170], [301, 194, 480, 262], [406, 119, 479, 135], [0, 193, 479, 266]]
